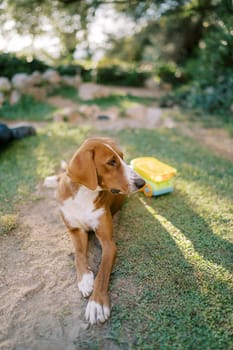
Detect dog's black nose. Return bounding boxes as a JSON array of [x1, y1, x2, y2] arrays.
[[135, 178, 146, 189]]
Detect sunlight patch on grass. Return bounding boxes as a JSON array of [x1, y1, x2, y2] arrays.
[[176, 179, 233, 242], [139, 197, 233, 287], [35, 145, 57, 178]]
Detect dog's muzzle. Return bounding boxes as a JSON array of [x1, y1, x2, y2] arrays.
[[134, 177, 146, 189]]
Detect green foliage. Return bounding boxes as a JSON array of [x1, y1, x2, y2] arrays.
[[0, 54, 48, 79], [156, 62, 189, 86], [56, 64, 79, 76], [0, 95, 55, 121], [56, 64, 93, 81], [160, 9, 233, 119], [96, 62, 150, 87]]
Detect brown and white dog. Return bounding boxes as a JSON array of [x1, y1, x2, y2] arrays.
[[45, 137, 145, 324]]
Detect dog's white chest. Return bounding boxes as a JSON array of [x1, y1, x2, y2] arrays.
[[60, 186, 104, 231]]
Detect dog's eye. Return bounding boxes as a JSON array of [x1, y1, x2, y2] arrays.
[[107, 159, 117, 167]]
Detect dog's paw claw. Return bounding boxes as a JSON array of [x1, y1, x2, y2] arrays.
[[85, 300, 110, 324], [78, 271, 94, 298]]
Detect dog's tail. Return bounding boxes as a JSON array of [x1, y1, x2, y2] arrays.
[[44, 160, 67, 188]]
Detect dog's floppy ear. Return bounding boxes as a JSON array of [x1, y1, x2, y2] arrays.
[[67, 148, 98, 190]]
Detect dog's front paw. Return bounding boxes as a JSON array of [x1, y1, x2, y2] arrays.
[[85, 297, 110, 324], [78, 271, 94, 298]]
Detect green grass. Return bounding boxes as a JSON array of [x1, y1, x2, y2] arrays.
[[0, 94, 55, 121], [0, 92, 232, 349], [0, 123, 90, 232], [76, 129, 233, 349]]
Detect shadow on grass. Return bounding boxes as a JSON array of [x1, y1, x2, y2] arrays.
[[112, 193, 232, 350], [153, 190, 233, 274], [74, 191, 232, 350], [75, 128, 233, 350]]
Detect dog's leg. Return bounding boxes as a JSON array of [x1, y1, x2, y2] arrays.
[[85, 212, 116, 324], [69, 228, 94, 298]]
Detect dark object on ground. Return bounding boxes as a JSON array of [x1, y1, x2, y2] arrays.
[[0, 123, 36, 148], [97, 115, 110, 121]]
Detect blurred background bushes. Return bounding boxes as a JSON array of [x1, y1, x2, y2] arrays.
[[0, 0, 232, 120]]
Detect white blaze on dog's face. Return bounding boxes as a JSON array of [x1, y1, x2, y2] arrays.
[[67, 138, 145, 194]]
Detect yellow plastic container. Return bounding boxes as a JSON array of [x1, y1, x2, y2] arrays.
[[131, 157, 177, 197]]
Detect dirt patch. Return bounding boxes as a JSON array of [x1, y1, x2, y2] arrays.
[[46, 96, 79, 110], [0, 186, 108, 350], [93, 84, 164, 98], [179, 125, 233, 162]]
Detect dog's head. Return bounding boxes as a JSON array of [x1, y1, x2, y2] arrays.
[[67, 137, 145, 194]]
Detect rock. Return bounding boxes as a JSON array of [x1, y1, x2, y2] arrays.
[[28, 71, 43, 86], [125, 104, 147, 121], [79, 83, 111, 100], [12, 73, 30, 91], [146, 107, 162, 126], [9, 90, 21, 105], [96, 107, 119, 121], [53, 107, 81, 123], [43, 69, 61, 84], [0, 92, 5, 106], [62, 75, 76, 87], [79, 104, 100, 118], [163, 117, 176, 128], [0, 77, 11, 92], [27, 86, 46, 101], [61, 75, 81, 88], [74, 75, 82, 88], [144, 77, 159, 89]]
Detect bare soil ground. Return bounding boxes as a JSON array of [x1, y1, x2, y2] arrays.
[[0, 185, 109, 350]]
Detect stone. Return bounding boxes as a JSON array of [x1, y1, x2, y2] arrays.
[[27, 86, 47, 101], [9, 90, 21, 105], [146, 107, 162, 126], [74, 75, 82, 88], [53, 107, 81, 123], [79, 104, 100, 118], [163, 117, 176, 128], [144, 77, 159, 89], [79, 83, 111, 100], [125, 104, 147, 120], [62, 76, 76, 87], [0, 92, 5, 106], [96, 107, 119, 121], [12, 73, 30, 90], [28, 71, 43, 86], [0, 77, 11, 92], [43, 69, 61, 84]]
